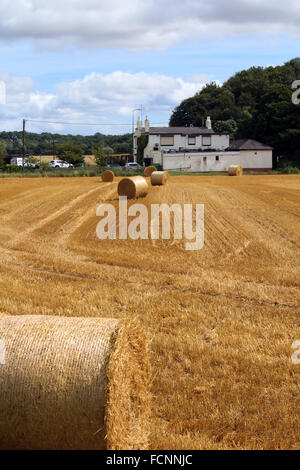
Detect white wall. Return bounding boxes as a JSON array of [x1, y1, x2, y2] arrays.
[[162, 150, 272, 172], [163, 152, 239, 172], [237, 150, 272, 169], [146, 133, 229, 153]]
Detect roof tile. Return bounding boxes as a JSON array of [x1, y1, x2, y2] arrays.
[[148, 126, 215, 135], [228, 139, 273, 150]]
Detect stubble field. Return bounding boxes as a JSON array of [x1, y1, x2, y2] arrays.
[[0, 174, 299, 449]]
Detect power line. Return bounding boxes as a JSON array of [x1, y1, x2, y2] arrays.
[[27, 119, 131, 125], [25, 119, 169, 126]]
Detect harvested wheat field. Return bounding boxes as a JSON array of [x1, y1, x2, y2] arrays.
[[0, 174, 299, 450]]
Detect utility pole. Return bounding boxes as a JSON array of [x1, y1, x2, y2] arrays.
[[140, 104, 143, 122], [132, 105, 142, 163], [22, 119, 25, 173], [52, 139, 57, 160]]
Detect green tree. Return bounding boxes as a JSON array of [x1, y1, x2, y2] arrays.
[[136, 134, 148, 165], [0, 143, 7, 169], [0, 130, 133, 158], [93, 144, 109, 167], [57, 143, 83, 166], [213, 119, 238, 139], [169, 58, 300, 167], [169, 82, 238, 126]]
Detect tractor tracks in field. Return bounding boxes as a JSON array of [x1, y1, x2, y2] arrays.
[[4, 182, 116, 250], [1, 178, 299, 313], [4, 252, 297, 311]]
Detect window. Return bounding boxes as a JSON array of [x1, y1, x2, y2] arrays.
[[202, 135, 211, 146], [216, 155, 219, 161], [188, 136, 196, 145], [160, 135, 174, 146]]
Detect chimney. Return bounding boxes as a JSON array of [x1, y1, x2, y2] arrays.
[[206, 116, 212, 130], [145, 116, 149, 132], [137, 116, 142, 130]]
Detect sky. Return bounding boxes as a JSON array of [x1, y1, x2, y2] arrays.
[[0, 0, 299, 135]]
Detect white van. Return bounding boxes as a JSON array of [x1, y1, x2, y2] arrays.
[[10, 157, 24, 166], [10, 157, 38, 168]]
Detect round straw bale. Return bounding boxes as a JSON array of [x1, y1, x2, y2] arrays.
[[150, 170, 169, 186], [118, 176, 148, 199], [0, 315, 150, 450], [102, 170, 114, 182], [228, 165, 243, 176], [144, 166, 157, 177]]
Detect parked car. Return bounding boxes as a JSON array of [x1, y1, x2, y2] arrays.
[[49, 160, 74, 168], [24, 161, 40, 169], [124, 162, 143, 171], [107, 163, 123, 171]]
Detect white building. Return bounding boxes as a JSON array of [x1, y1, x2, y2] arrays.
[[134, 116, 273, 172], [226, 139, 273, 171]]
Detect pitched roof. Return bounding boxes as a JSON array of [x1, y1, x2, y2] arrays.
[[228, 139, 273, 150], [147, 126, 215, 135]]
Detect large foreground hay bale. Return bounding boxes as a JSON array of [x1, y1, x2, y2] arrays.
[[105, 318, 151, 450], [151, 171, 169, 186], [144, 166, 157, 177], [228, 165, 243, 176], [0, 315, 150, 450], [118, 176, 148, 199], [102, 170, 114, 182]]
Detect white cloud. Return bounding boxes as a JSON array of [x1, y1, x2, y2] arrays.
[[0, 0, 299, 50], [0, 71, 208, 134]]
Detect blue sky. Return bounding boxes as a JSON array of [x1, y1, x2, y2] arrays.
[[0, 0, 299, 135]]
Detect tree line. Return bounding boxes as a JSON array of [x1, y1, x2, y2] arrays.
[[0, 131, 132, 157], [169, 58, 300, 167]]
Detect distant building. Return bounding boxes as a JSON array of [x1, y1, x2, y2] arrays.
[[134, 117, 273, 172]]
